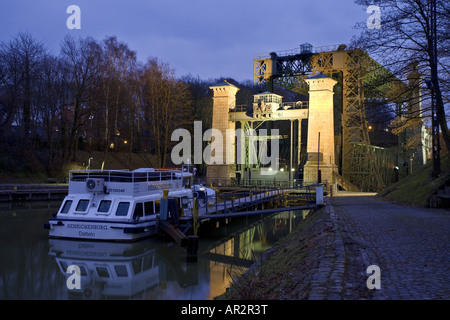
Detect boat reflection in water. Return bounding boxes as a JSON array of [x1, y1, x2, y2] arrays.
[[48, 238, 201, 300]]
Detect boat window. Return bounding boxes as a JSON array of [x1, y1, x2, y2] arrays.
[[114, 265, 128, 277], [142, 255, 153, 271], [144, 201, 155, 215], [79, 265, 88, 276], [97, 200, 112, 213], [76, 199, 90, 212], [60, 200, 73, 214], [116, 202, 130, 216], [59, 261, 87, 276], [133, 203, 143, 220], [132, 258, 142, 275], [58, 261, 68, 273], [96, 266, 110, 278]]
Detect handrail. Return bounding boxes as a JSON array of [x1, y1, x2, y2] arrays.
[[254, 44, 341, 60], [230, 101, 308, 113], [201, 184, 316, 215], [281, 101, 309, 109], [69, 168, 188, 183], [229, 105, 249, 112]]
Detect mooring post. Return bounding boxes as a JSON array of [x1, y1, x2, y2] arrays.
[[316, 185, 324, 205], [187, 235, 199, 262], [224, 194, 227, 213], [193, 197, 199, 236], [188, 195, 199, 262], [160, 189, 169, 220]]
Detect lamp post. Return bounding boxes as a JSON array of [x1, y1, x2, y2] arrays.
[[317, 132, 320, 185], [394, 165, 399, 182]]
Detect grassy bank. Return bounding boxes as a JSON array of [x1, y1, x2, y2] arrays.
[[219, 206, 328, 300], [0, 151, 160, 184], [378, 153, 450, 207]]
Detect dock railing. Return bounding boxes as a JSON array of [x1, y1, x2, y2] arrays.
[[199, 184, 315, 216], [203, 177, 304, 188]]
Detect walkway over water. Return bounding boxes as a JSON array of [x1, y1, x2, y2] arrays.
[[162, 185, 318, 260], [196, 186, 316, 220]]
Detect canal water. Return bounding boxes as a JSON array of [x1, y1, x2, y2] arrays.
[[0, 201, 309, 300]]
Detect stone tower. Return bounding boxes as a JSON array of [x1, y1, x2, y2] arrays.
[[303, 74, 337, 186], [407, 61, 428, 166], [206, 81, 239, 185]]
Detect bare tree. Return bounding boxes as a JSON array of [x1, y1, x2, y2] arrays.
[[35, 54, 66, 174], [59, 35, 104, 163], [99, 37, 137, 168], [352, 0, 450, 154], [141, 58, 192, 167], [0, 32, 45, 143]]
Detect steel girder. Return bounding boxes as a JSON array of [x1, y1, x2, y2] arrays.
[[254, 47, 390, 191]]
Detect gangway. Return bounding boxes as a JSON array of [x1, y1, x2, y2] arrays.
[[158, 185, 320, 262]]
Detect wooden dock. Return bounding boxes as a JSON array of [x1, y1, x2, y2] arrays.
[[0, 184, 68, 202]]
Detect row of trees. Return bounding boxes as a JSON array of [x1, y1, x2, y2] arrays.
[[0, 32, 262, 177], [0, 33, 187, 173]]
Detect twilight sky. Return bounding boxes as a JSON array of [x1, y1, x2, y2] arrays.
[[0, 0, 368, 82]]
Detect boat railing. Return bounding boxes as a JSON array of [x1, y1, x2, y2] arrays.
[[69, 169, 186, 184]]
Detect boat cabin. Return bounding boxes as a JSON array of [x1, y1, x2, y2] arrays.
[[56, 168, 193, 221]]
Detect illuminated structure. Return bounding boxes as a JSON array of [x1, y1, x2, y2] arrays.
[[303, 74, 337, 186], [253, 43, 394, 191], [206, 43, 429, 191], [206, 81, 240, 185]]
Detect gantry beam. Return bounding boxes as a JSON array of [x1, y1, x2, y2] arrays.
[[254, 44, 397, 191]]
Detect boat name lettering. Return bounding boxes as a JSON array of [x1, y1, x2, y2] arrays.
[[148, 184, 173, 191], [67, 224, 108, 230], [79, 231, 95, 237], [67, 250, 107, 258], [107, 188, 126, 193]]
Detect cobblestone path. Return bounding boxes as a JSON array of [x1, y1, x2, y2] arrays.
[[310, 192, 450, 300]]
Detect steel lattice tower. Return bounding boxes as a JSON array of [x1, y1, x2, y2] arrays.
[[254, 44, 393, 191]]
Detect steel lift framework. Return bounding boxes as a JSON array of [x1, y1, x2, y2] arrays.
[[253, 43, 399, 191]]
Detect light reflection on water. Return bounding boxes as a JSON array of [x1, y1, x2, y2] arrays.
[[0, 201, 309, 300]]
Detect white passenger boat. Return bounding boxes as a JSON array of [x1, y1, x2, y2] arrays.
[[45, 167, 194, 241]]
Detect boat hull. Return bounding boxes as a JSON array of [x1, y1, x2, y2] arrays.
[[46, 218, 158, 242]]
